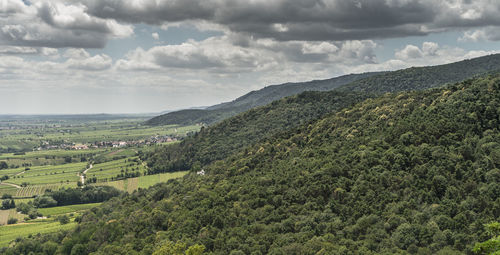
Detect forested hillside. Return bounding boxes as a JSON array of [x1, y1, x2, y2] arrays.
[[143, 91, 372, 174], [147, 54, 500, 127], [146, 72, 381, 126], [5, 74, 500, 254], [338, 53, 500, 93]]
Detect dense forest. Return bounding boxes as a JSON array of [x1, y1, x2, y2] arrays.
[[143, 91, 372, 174], [4, 74, 500, 254], [143, 55, 500, 176], [147, 54, 500, 127]]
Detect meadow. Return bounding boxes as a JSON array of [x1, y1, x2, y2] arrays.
[[7, 162, 87, 186], [0, 219, 77, 247], [94, 171, 188, 193], [38, 202, 102, 216]]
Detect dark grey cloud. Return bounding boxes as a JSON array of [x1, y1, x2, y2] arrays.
[[81, 0, 500, 41]]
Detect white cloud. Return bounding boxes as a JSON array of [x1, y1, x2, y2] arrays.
[[152, 32, 159, 40], [66, 54, 113, 71], [459, 27, 500, 42], [0, 0, 133, 48], [396, 45, 423, 60]]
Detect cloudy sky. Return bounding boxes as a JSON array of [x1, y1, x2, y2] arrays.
[[2, 0, 500, 114]]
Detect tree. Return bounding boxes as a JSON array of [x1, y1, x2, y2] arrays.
[[153, 241, 205, 255], [58, 215, 70, 225], [0, 161, 8, 169], [1, 199, 15, 209], [473, 222, 500, 255]]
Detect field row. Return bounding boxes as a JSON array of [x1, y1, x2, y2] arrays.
[[93, 171, 188, 193], [0, 219, 77, 247], [88, 157, 146, 182]]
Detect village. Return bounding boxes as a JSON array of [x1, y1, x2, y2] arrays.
[[36, 135, 178, 151]]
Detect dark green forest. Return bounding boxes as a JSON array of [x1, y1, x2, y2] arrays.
[[143, 91, 372, 174], [4, 73, 500, 254]]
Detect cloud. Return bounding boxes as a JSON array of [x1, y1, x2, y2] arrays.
[[459, 26, 500, 42], [116, 35, 379, 75], [0, 0, 133, 48], [81, 0, 500, 42], [395, 42, 441, 60], [152, 32, 159, 40]]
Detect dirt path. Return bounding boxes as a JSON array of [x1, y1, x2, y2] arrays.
[[0, 182, 21, 189], [78, 164, 93, 185], [15, 171, 25, 176], [106, 149, 123, 157]]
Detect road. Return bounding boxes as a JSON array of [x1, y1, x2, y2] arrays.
[[79, 164, 93, 185], [0, 182, 21, 189]]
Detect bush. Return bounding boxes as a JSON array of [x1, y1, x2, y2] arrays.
[[7, 218, 18, 224], [1, 194, 12, 199], [33, 195, 57, 208], [57, 215, 69, 225]]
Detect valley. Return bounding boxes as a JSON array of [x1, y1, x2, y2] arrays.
[[0, 115, 199, 246]]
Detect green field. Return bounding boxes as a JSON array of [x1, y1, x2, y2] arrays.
[[0, 209, 27, 225], [88, 157, 146, 182], [94, 171, 188, 193], [0, 220, 77, 247], [38, 203, 102, 216], [0, 148, 108, 168], [0, 116, 200, 153], [0, 185, 17, 196], [6, 162, 87, 186]]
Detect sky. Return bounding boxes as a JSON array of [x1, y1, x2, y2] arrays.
[[2, 0, 500, 114]]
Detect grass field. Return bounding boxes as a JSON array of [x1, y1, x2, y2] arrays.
[[6, 162, 87, 186], [0, 118, 200, 153], [0, 185, 17, 196], [94, 171, 188, 193], [88, 157, 146, 182], [0, 148, 108, 167], [0, 209, 27, 225], [38, 203, 102, 216], [0, 220, 77, 247]]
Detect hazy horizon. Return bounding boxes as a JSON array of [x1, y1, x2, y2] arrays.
[[3, 0, 500, 114]]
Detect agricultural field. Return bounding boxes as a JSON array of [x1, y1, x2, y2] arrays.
[[0, 115, 200, 153], [0, 115, 196, 249], [94, 171, 188, 193], [38, 202, 102, 216], [7, 162, 87, 186], [0, 185, 17, 197], [87, 157, 146, 182], [0, 209, 26, 225], [0, 148, 108, 168], [0, 219, 77, 247]]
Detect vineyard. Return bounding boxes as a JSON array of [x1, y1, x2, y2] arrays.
[[15, 184, 64, 198], [93, 171, 188, 193], [88, 157, 145, 182], [7, 162, 86, 186]]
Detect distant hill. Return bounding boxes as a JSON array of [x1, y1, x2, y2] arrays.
[[145, 72, 382, 126], [337, 53, 500, 93], [147, 53, 500, 126]]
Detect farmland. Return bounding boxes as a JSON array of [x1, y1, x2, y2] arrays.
[[38, 202, 102, 216], [0, 219, 77, 247], [94, 171, 188, 193], [0, 114, 196, 248]]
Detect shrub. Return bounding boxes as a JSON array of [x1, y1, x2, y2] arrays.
[[7, 218, 18, 224]]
